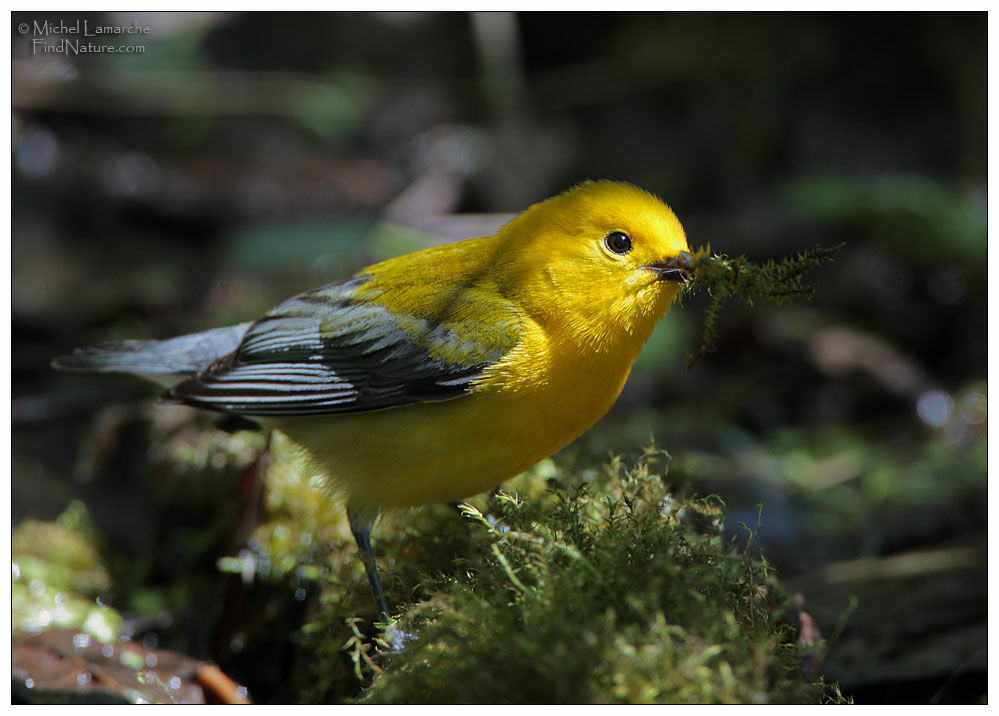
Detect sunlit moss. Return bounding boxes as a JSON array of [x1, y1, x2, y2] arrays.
[[13, 501, 111, 595], [12, 502, 122, 643], [290, 447, 847, 704], [217, 432, 356, 581]]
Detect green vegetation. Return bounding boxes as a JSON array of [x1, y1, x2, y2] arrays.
[[681, 244, 843, 367], [240, 444, 846, 703], [12, 502, 122, 645]]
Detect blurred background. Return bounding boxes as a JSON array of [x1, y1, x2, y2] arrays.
[[12, 11, 986, 704]]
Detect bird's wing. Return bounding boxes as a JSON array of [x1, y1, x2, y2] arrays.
[[166, 276, 522, 415]]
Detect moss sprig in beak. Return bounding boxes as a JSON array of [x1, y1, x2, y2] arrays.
[[679, 243, 844, 368]]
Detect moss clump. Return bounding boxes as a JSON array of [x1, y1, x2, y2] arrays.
[[12, 501, 122, 644], [681, 244, 843, 367], [337, 448, 845, 704], [217, 431, 357, 586]]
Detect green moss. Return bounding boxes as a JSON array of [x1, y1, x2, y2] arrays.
[[216, 432, 360, 587], [680, 244, 843, 367], [12, 504, 111, 596], [12, 502, 122, 644], [295, 448, 846, 704]]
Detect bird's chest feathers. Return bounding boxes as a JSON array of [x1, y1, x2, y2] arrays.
[[475, 313, 648, 436]]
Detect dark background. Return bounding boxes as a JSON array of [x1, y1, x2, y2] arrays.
[[12, 11, 987, 704]]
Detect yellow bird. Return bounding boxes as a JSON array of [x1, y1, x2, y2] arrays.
[[53, 180, 692, 620]]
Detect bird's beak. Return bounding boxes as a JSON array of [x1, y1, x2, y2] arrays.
[[644, 251, 694, 283]]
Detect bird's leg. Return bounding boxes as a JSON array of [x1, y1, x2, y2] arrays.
[[347, 504, 390, 624]]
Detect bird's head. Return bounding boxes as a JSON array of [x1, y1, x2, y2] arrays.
[[497, 180, 692, 349]]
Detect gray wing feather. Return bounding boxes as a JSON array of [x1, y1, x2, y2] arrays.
[[167, 277, 519, 416]]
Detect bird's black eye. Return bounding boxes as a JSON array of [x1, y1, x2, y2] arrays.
[[604, 231, 632, 255]]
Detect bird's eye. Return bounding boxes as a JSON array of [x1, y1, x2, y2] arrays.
[[604, 231, 632, 255]]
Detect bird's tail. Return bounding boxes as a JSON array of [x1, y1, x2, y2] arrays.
[[52, 323, 252, 388]]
